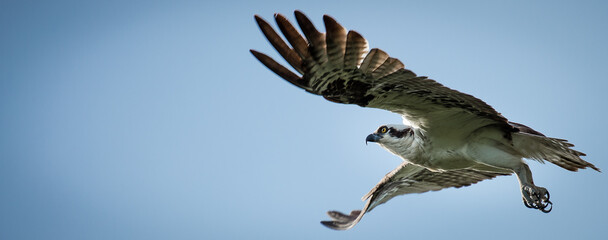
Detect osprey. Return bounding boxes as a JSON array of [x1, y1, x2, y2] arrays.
[[250, 11, 600, 230]]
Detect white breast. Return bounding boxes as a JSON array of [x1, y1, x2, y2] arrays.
[[380, 129, 477, 171]]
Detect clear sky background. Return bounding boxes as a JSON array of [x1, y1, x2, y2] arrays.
[[1, 0, 607, 239]]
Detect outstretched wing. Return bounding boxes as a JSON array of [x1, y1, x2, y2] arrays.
[[250, 11, 514, 140], [321, 162, 510, 230]]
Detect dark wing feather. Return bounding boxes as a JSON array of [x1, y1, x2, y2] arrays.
[[251, 11, 513, 140], [254, 15, 303, 75], [294, 11, 326, 65], [343, 31, 368, 68], [324, 15, 347, 67], [274, 13, 310, 63], [321, 162, 510, 230]]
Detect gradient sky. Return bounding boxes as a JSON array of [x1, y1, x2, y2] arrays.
[[1, 0, 607, 239]]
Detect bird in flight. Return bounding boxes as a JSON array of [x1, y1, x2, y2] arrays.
[[250, 11, 600, 230]]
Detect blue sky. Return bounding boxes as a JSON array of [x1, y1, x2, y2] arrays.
[[1, 0, 607, 239]]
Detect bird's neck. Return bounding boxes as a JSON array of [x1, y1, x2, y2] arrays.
[[381, 133, 425, 162]]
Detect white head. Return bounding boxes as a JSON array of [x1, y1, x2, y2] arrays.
[[366, 124, 415, 152]]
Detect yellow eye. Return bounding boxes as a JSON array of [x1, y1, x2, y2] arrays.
[[380, 127, 388, 133]]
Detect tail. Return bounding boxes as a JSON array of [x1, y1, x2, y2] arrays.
[[510, 122, 600, 172]]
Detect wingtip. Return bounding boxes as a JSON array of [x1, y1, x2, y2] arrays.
[[249, 49, 270, 63], [320, 221, 343, 230], [249, 49, 260, 56], [249, 49, 305, 89], [348, 30, 364, 39], [323, 14, 344, 32], [293, 10, 304, 19], [294, 10, 313, 29], [253, 15, 270, 30], [273, 12, 285, 20], [293, 10, 307, 22], [322, 14, 337, 24], [253, 14, 265, 24]]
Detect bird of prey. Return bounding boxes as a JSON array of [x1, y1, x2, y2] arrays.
[[250, 11, 600, 230]]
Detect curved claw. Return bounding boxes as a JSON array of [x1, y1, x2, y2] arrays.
[[521, 189, 552, 213], [537, 190, 551, 213], [523, 197, 535, 209], [540, 200, 552, 213]]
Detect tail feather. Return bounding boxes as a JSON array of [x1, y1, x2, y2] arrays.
[[513, 131, 599, 172]]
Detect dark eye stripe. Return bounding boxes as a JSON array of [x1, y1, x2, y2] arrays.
[[388, 127, 413, 138]]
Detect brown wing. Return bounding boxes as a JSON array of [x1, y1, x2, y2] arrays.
[[250, 11, 514, 140], [321, 162, 510, 230]]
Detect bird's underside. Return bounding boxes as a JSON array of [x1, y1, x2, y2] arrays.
[[250, 10, 600, 230]]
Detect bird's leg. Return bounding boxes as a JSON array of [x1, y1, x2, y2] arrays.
[[514, 163, 552, 213]]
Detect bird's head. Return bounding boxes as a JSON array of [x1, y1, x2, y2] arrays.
[[366, 124, 413, 146]]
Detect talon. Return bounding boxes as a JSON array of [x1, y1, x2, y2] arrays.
[[540, 200, 552, 213], [523, 197, 536, 209], [521, 185, 552, 213]]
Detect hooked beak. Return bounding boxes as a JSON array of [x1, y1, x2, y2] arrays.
[[365, 133, 381, 145]]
